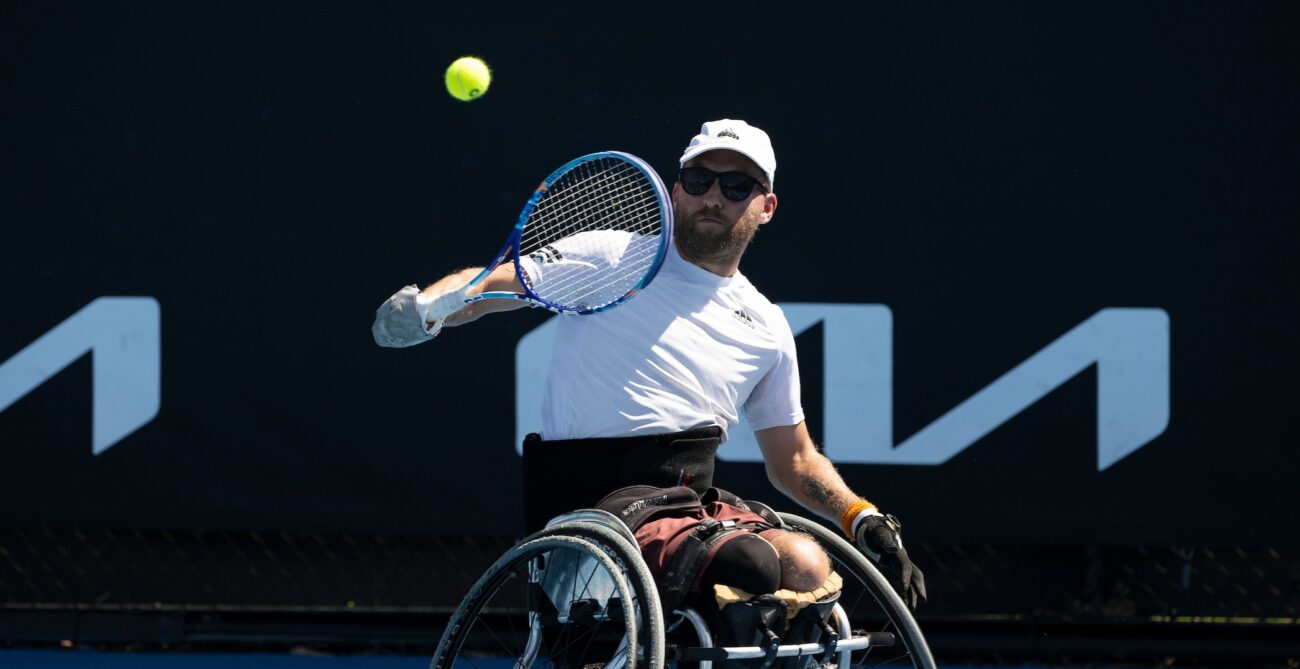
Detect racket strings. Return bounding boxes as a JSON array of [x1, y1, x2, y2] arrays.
[[522, 161, 661, 252], [521, 158, 665, 308], [542, 236, 658, 306], [527, 160, 658, 236], [528, 225, 660, 306], [531, 209, 661, 303], [527, 168, 661, 258], [522, 162, 629, 246]]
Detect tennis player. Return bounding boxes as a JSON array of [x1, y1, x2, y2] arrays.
[[374, 120, 926, 609]]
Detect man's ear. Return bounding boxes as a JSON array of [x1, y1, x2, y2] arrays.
[[760, 192, 778, 224]]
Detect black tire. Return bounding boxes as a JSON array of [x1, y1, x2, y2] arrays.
[[777, 512, 937, 669], [431, 535, 639, 669], [531, 521, 666, 669]]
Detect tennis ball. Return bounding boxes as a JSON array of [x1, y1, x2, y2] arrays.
[[445, 56, 491, 102]]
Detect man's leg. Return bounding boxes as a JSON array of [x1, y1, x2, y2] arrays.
[[698, 530, 830, 594], [766, 530, 831, 592], [698, 533, 782, 594]]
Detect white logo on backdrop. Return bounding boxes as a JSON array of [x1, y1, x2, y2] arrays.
[[0, 297, 161, 454], [514, 305, 1169, 471]]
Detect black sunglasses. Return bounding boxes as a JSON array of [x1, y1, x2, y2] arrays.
[[678, 167, 769, 202]]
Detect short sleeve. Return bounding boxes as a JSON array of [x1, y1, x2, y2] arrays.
[[517, 230, 660, 308], [742, 309, 805, 431]]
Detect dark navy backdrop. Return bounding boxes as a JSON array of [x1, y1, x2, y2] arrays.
[[2, 2, 1297, 544]]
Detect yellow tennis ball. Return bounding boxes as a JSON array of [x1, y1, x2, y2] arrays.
[[445, 56, 491, 102]]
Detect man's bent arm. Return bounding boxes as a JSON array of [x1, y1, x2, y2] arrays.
[[755, 421, 862, 525], [758, 422, 929, 607]]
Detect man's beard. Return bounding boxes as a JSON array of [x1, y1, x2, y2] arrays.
[[674, 204, 762, 266]]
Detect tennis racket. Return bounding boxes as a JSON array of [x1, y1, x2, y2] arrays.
[[424, 151, 673, 320]]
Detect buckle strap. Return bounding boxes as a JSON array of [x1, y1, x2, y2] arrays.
[[659, 519, 744, 611]]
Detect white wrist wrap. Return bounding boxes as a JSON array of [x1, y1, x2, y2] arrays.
[[424, 285, 471, 322], [414, 292, 446, 334], [414, 292, 436, 324]]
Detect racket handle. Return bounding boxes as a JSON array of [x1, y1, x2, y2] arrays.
[[420, 285, 472, 322]]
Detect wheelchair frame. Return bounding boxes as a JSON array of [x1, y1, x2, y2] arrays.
[[431, 508, 935, 669]]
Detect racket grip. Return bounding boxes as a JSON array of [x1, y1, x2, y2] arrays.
[[420, 285, 471, 322]]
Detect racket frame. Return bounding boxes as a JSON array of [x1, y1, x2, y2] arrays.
[[428, 151, 672, 320]]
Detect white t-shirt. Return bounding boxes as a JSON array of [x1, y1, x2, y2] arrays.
[[518, 238, 804, 442]]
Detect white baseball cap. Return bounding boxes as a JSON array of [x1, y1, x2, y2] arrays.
[[678, 119, 776, 187]]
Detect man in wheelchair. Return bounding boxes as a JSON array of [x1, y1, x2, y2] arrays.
[[377, 120, 931, 668]]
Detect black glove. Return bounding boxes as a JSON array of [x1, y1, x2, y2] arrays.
[[854, 513, 927, 610]]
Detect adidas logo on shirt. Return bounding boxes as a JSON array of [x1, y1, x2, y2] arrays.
[[732, 308, 755, 328]]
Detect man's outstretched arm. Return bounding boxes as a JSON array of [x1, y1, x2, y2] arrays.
[[373, 263, 528, 348]]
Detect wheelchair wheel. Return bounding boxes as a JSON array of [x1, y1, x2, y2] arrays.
[[777, 513, 937, 669], [533, 521, 666, 669], [431, 535, 640, 669]]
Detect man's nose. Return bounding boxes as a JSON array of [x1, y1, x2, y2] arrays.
[[700, 180, 725, 207]]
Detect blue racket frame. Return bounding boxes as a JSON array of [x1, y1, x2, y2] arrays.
[[463, 151, 673, 315]]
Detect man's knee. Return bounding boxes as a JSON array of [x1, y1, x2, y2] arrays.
[[700, 533, 782, 594], [767, 531, 831, 592], [691, 529, 832, 596]]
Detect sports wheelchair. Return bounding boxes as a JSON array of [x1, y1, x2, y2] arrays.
[[430, 505, 935, 669]]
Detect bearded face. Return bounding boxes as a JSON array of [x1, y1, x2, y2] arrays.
[[670, 151, 775, 272], [673, 193, 765, 266]]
